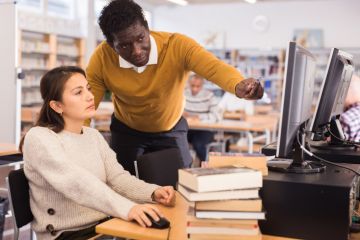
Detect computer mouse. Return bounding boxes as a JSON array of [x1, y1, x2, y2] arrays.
[[145, 213, 170, 229]]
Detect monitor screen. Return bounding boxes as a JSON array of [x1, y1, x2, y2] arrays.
[[309, 48, 354, 141], [276, 42, 317, 158]]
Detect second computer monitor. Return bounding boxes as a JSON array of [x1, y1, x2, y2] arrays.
[[309, 48, 354, 141]]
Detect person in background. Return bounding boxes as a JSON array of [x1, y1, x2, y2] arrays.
[[86, 0, 263, 175], [340, 74, 360, 142], [21, 66, 175, 240], [218, 91, 255, 117], [184, 74, 221, 165]]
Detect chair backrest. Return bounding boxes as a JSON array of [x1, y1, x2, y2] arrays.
[[135, 148, 184, 189], [6, 168, 33, 228]]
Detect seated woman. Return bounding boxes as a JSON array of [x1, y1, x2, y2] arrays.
[[20, 66, 175, 240]]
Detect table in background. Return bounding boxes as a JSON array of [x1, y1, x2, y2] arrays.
[[187, 119, 276, 153]]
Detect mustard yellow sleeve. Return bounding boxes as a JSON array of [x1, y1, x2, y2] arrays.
[[85, 44, 107, 126], [177, 34, 244, 94]]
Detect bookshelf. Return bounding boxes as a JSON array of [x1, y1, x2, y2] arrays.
[[19, 29, 85, 136], [57, 35, 85, 68], [208, 48, 284, 110], [19, 30, 85, 107]]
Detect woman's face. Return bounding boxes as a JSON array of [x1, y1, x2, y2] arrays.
[[60, 73, 95, 123]]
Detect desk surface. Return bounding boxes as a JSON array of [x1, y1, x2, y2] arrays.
[[187, 119, 275, 132], [0, 143, 19, 156], [96, 193, 297, 240]]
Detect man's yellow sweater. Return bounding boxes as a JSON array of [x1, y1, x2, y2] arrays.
[[86, 31, 244, 132]]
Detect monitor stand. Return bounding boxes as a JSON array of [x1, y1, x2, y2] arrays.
[[268, 132, 326, 174], [311, 118, 358, 151]]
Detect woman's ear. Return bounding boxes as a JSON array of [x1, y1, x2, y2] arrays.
[[49, 100, 63, 115]]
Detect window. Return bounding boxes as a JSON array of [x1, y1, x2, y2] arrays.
[[47, 0, 73, 18], [94, 0, 106, 18], [17, 0, 43, 12]]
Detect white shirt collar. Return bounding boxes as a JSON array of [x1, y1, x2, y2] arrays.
[[119, 34, 158, 73]]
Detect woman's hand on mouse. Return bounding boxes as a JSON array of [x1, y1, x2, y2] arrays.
[[128, 204, 162, 227], [153, 186, 176, 207]]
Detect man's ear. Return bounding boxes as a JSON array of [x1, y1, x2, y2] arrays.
[[49, 100, 63, 115]]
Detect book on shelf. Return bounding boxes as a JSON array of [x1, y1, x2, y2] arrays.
[[195, 210, 265, 220], [178, 166, 262, 193], [208, 152, 268, 175], [195, 199, 262, 212], [177, 184, 259, 202], [187, 233, 262, 240]]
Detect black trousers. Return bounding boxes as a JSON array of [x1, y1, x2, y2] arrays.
[[110, 115, 192, 175], [187, 130, 214, 161]]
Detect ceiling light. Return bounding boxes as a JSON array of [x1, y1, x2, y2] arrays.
[[167, 0, 188, 6], [244, 0, 257, 4]]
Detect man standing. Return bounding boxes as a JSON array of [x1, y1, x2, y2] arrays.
[[86, 0, 263, 175]]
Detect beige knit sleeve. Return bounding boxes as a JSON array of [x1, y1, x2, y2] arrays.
[[23, 127, 136, 220], [94, 130, 159, 203]]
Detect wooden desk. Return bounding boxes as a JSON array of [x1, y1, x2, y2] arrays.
[[254, 105, 273, 114], [20, 105, 114, 131], [0, 143, 19, 156], [187, 119, 276, 153], [223, 111, 245, 120], [96, 193, 297, 240], [188, 119, 275, 133]]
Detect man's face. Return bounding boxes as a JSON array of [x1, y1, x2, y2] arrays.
[[112, 21, 151, 67], [190, 78, 203, 96]]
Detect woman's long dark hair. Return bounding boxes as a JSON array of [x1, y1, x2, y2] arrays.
[[19, 66, 86, 152]]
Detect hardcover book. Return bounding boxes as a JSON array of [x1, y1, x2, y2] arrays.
[[195, 199, 262, 212], [195, 210, 265, 220], [178, 166, 262, 192], [177, 184, 259, 202]]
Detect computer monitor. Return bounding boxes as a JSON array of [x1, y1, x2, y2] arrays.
[[309, 48, 354, 145], [268, 41, 325, 173]]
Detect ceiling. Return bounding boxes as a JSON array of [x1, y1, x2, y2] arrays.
[[143, 0, 250, 5], [141, 0, 328, 7]]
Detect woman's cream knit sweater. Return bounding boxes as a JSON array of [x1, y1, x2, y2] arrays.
[[23, 126, 159, 240]]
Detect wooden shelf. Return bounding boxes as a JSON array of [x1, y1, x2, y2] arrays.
[[19, 30, 86, 135], [19, 30, 86, 106]]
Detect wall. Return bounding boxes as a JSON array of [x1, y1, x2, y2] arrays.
[[152, 0, 360, 49], [0, 2, 20, 144]]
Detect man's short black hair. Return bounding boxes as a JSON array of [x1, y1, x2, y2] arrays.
[[98, 0, 149, 44]]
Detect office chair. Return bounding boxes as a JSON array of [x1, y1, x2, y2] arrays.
[[6, 168, 34, 240], [134, 148, 184, 189]]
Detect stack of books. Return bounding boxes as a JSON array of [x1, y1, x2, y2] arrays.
[[178, 166, 264, 240]]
